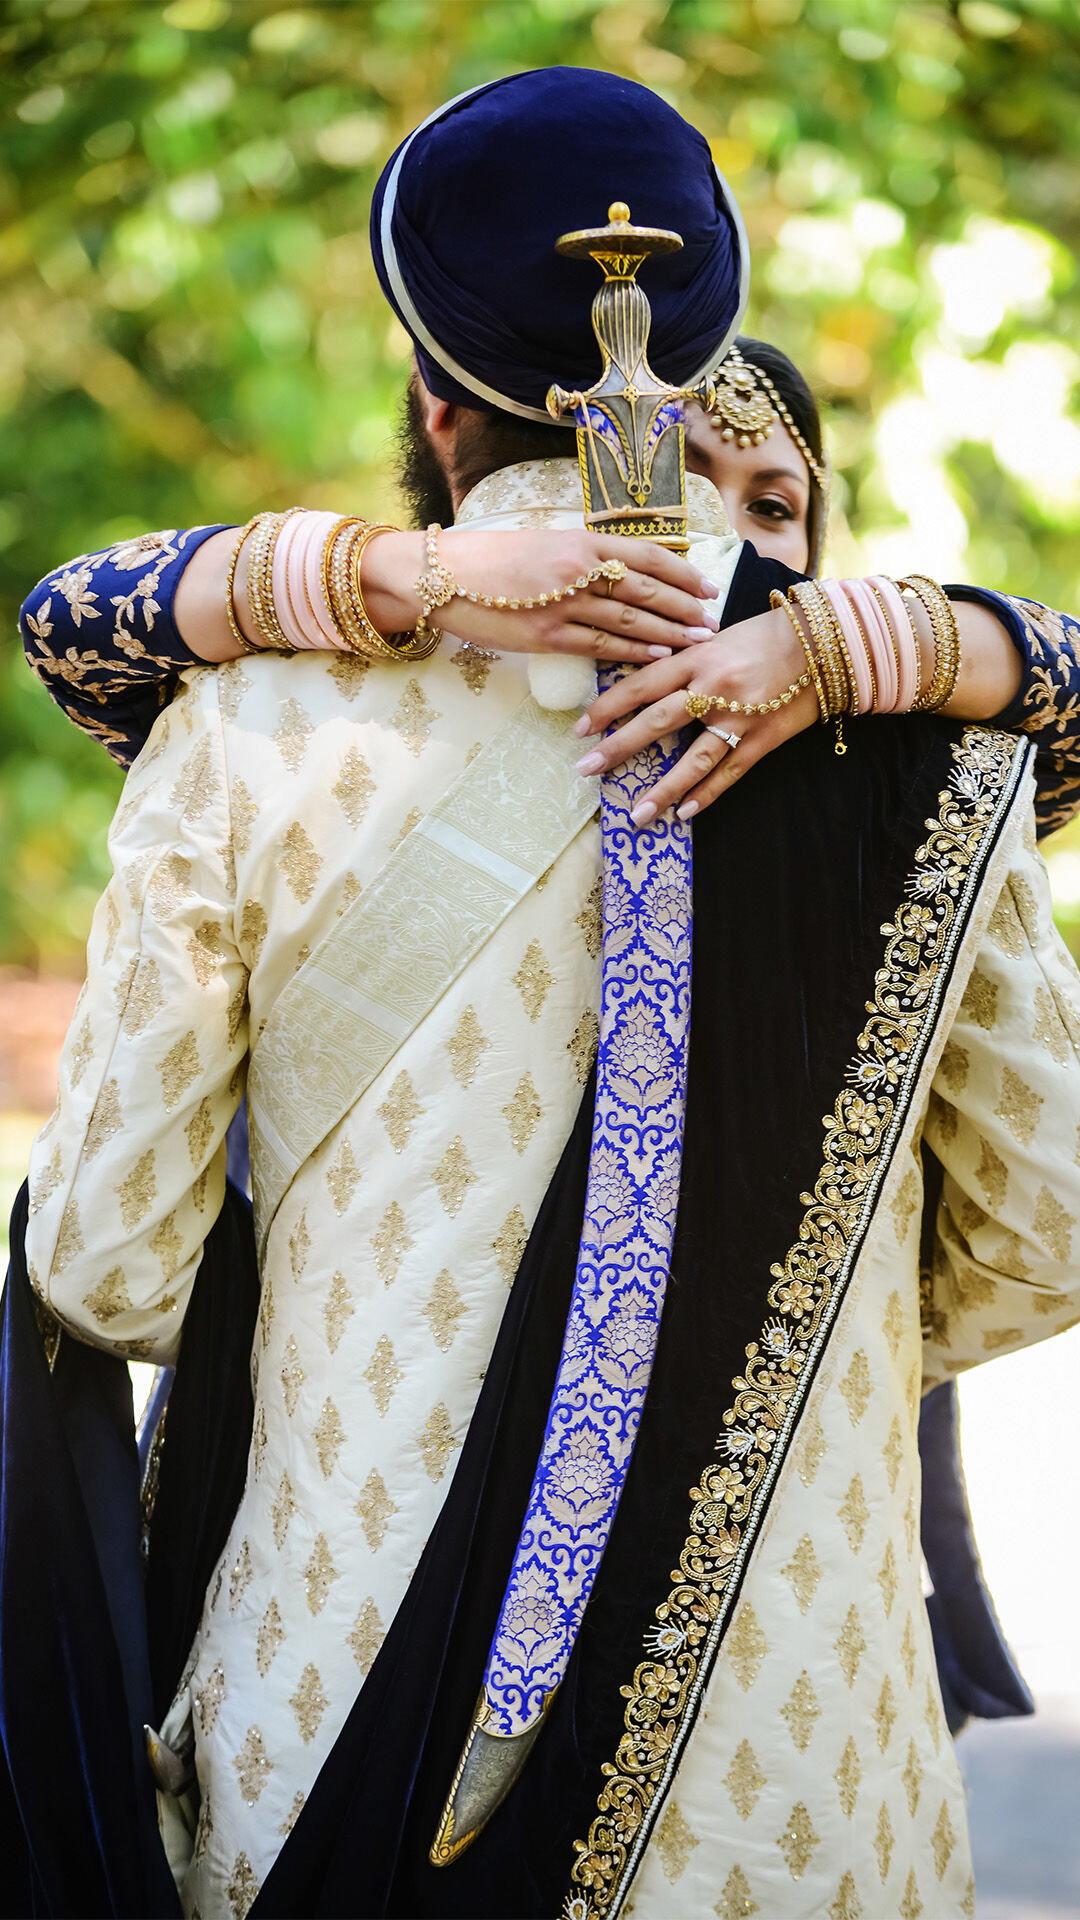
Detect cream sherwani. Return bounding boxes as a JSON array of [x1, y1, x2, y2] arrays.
[[25, 464, 1080, 1920]]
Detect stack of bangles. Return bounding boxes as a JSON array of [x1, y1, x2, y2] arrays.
[[768, 574, 961, 755], [224, 508, 442, 662]]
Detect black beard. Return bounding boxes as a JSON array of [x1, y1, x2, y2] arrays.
[[395, 380, 455, 529]]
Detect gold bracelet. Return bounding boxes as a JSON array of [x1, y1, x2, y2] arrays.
[[354, 524, 442, 662], [900, 574, 961, 712], [246, 508, 302, 652], [772, 592, 827, 721], [790, 583, 849, 715], [324, 519, 395, 659], [688, 671, 811, 720], [225, 516, 262, 654], [415, 521, 627, 622]]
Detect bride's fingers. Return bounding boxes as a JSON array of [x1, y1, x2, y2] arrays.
[[555, 623, 684, 665], [641, 713, 790, 821], [596, 567, 721, 634], [567, 595, 715, 654], [575, 654, 697, 733], [575, 694, 699, 773], [598, 537, 721, 603]]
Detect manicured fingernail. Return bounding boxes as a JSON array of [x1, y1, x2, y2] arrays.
[[701, 607, 721, 631], [630, 800, 657, 826], [677, 800, 699, 820], [648, 644, 673, 658], [685, 626, 714, 641], [576, 751, 604, 775], [700, 577, 721, 595], [573, 714, 592, 737]]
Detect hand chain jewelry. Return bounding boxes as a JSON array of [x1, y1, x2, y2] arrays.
[[415, 523, 628, 623], [684, 671, 810, 724]]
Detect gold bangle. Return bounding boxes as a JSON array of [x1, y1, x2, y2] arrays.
[[790, 582, 849, 715], [325, 519, 392, 659], [900, 575, 960, 712], [225, 516, 262, 654], [246, 507, 302, 652], [772, 592, 827, 722]]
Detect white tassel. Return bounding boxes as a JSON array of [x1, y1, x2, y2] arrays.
[[527, 655, 597, 712]]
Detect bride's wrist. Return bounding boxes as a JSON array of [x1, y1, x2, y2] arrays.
[[361, 529, 427, 637]]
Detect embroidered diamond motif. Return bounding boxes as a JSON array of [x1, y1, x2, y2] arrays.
[[446, 1006, 488, 1088], [303, 1533, 339, 1615], [150, 1211, 182, 1279], [829, 1871, 862, 1920], [158, 1030, 199, 1112], [838, 1474, 869, 1552], [931, 1800, 956, 1879], [512, 940, 554, 1021], [1034, 1184, 1072, 1260], [194, 1660, 226, 1733], [567, 1008, 600, 1085], [186, 1096, 213, 1167], [326, 1140, 361, 1214], [655, 1801, 698, 1883], [874, 1674, 897, 1750], [724, 1739, 765, 1820], [256, 1598, 284, 1676], [838, 1349, 871, 1424], [961, 966, 997, 1030], [883, 1290, 904, 1356], [899, 1868, 924, 1919], [390, 678, 439, 757], [324, 1272, 355, 1352], [348, 1598, 385, 1675], [874, 1801, 895, 1881], [777, 1802, 817, 1880], [503, 1072, 542, 1154], [328, 652, 371, 699], [233, 1726, 272, 1804], [901, 1611, 917, 1686], [279, 821, 322, 903], [925, 1678, 943, 1752], [876, 1540, 900, 1618], [575, 876, 603, 959], [715, 1865, 758, 1918], [976, 1135, 1008, 1206], [229, 1539, 253, 1613], [422, 1269, 465, 1351], [116, 1149, 156, 1230], [331, 747, 375, 826], [725, 1602, 767, 1691], [834, 1736, 861, 1817], [224, 1850, 259, 1920], [492, 1204, 528, 1285], [290, 1662, 328, 1744], [995, 1065, 1042, 1145], [883, 1420, 903, 1495], [279, 1790, 306, 1838], [377, 1071, 423, 1153], [313, 1398, 345, 1479], [902, 1737, 923, 1815], [781, 1534, 822, 1614], [419, 1402, 454, 1482], [389, 806, 422, 852], [891, 1166, 919, 1234], [780, 1671, 820, 1752], [372, 1202, 413, 1286], [355, 1468, 397, 1552], [281, 1335, 305, 1415], [432, 1137, 477, 1217], [288, 1211, 310, 1281], [450, 644, 493, 693], [85, 1081, 123, 1162], [835, 1605, 866, 1686], [797, 1408, 826, 1487], [364, 1336, 403, 1416], [85, 1266, 131, 1325], [1033, 986, 1069, 1062]]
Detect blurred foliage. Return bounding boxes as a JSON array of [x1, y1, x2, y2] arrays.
[[3, 0, 1080, 966]]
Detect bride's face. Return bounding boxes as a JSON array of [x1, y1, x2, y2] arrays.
[[684, 406, 812, 574]]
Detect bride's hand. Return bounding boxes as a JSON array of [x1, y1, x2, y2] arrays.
[[364, 527, 722, 664], [573, 603, 819, 821]]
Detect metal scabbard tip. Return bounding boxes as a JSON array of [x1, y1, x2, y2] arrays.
[[608, 201, 631, 224]]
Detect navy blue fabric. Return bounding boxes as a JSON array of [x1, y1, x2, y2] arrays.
[[370, 69, 742, 413], [0, 1179, 259, 1917]]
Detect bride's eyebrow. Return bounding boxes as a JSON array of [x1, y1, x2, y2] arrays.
[[750, 464, 809, 491]]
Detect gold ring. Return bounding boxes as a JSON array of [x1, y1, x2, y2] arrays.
[[685, 690, 717, 723], [604, 575, 616, 598]]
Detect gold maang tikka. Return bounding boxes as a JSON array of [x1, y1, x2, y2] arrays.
[[710, 345, 829, 497]]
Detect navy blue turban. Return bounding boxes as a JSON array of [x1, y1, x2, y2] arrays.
[[370, 67, 748, 423]]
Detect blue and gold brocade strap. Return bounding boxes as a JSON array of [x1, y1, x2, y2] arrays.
[[18, 525, 230, 767], [948, 585, 1080, 839]]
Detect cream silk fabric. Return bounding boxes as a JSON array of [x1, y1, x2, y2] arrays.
[[25, 463, 1080, 1920]]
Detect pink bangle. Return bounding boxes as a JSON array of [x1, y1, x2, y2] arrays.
[[820, 578, 873, 716], [272, 511, 310, 651], [868, 575, 919, 712], [845, 578, 897, 712], [302, 512, 343, 648]]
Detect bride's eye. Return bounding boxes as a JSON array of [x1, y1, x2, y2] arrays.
[[748, 496, 796, 523]]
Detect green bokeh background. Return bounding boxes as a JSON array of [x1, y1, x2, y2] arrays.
[[3, 0, 1080, 968]]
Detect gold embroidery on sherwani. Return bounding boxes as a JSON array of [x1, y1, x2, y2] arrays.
[[565, 729, 1028, 1920], [325, 1141, 360, 1215], [290, 1664, 328, 1744], [377, 1070, 423, 1152], [512, 939, 555, 1020], [355, 1468, 396, 1552], [492, 1204, 528, 1285], [446, 1005, 488, 1087], [117, 1149, 156, 1230], [567, 1008, 600, 1085], [900, 1867, 925, 1918], [234, 1727, 273, 1804], [777, 1802, 817, 1879], [725, 1602, 767, 1691], [84, 1081, 122, 1161], [830, 1871, 861, 1919], [432, 1137, 476, 1216], [717, 1864, 758, 1917], [279, 1791, 306, 1838], [85, 1266, 130, 1325], [874, 1800, 895, 1880], [302, 1533, 338, 1615], [503, 1070, 542, 1152], [313, 1398, 345, 1478], [654, 1802, 698, 1882], [271, 1471, 297, 1549], [256, 1599, 284, 1676], [348, 1598, 385, 1674], [273, 699, 313, 773], [1033, 1183, 1072, 1259], [372, 1202, 412, 1285], [364, 1336, 402, 1416], [418, 1401, 454, 1481], [331, 745, 375, 827], [224, 1850, 259, 1920], [575, 876, 603, 959], [834, 1737, 861, 1817], [391, 678, 439, 757], [902, 1737, 923, 1814], [423, 1269, 465, 1350], [324, 1271, 355, 1352], [724, 1740, 765, 1820], [195, 1660, 227, 1733]]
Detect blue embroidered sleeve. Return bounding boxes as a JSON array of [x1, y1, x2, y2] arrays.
[[18, 525, 231, 768], [948, 586, 1080, 838]]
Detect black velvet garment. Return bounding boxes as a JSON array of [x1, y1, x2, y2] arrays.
[[252, 549, 1027, 1918]]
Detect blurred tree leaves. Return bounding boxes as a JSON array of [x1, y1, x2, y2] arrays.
[[2, 0, 1080, 963]]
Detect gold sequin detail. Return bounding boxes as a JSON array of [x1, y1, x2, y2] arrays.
[[170, 738, 219, 821], [281, 1335, 305, 1415], [432, 1137, 476, 1217], [724, 1739, 765, 1820], [835, 1605, 866, 1686], [925, 1677, 943, 1753], [931, 1800, 956, 1878], [779, 1671, 820, 1752], [217, 660, 251, 722], [252, 1403, 267, 1477], [797, 1408, 826, 1487], [838, 1348, 871, 1424], [883, 1420, 904, 1496], [231, 778, 258, 856], [233, 1726, 273, 1804], [121, 960, 163, 1036], [256, 1598, 284, 1676], [874, 1800, 895, 1882], [324, 1271, 355, 1353], [116, 1148, 156, 1229], [85, 1266, 131, 1325], [512, 940, 554, 1021], [874, 1673, 897, 1750], [239, 900, 268, 967], [303, 1532, 339, 1615], [503, 1071, 542, 1154], [326, 1140, 361, 1215], [715, 1865, 758, 1918], [654, 1801, 698, 1883], [186, 1097, 213, 1167], [290, 1663, 328, 1744], [838, 1474, 869, 1552], [364, 1336, 403, 1416], [1034, 1183, 1072, 1260], [1033, 985, 1070, 1063], [372, 1202, 412, 1286], [224, 1850, 259, 1920], [995, 1064, 1043, 1145], [781, 1534, 821, 1615], [575, 876, 603, 959], [68, 1017, 96, 1087], [829, 1871, 862, 1920], [356, 1467, 397, 1552], [725, 1602, 767, 1691], [388, 806, 422, 852], [567, 1008, 600, 1085], [194, 1660, 227, 1733], [186, 919, 223, 987], [84, 1080, 122, 1162], [902, 1737, 923, 1815], [279, 1791, 306, 1839], [390, 678, 439, 757], [777, 1802, 817, 1880], [446, 1005, 488, 1088], [313, 1398, 345, 1478], [279, 821, 322, 903], [158, 1029, 200, 1112], [900, 1612, 918, 1686], [900, 1868, 924, 1919], [419, 1401, 454, 1482], [273, 698, 313, 773], [492, 1204, 528, 1286], [834, 1736, 861, 1817], [348, 1597, 385, 1675], [423, 1269, 466, 1351], [961, 966, 998, 1030], [451, 644, 493, 694], [150, 1211, 182, 1279], [377, 1071, 423, 1153], [331, 746, 375, 825], [937, 1040, 970, 1091], [53, 1201, 84, 1273], [328, 651, 371, 698], [289, 1210, 310, 1281], [271, 1470, 298, 1549], [229, 1538, 253, 1612], [987, 887, 1025, 956]]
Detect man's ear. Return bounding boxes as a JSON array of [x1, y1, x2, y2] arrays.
[[413, 368, 454, 439]]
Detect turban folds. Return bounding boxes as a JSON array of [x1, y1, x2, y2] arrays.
[[371, 67, 748, 423]]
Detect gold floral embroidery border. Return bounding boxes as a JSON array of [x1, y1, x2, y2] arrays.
[[563, 726, 1029, 1920]]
